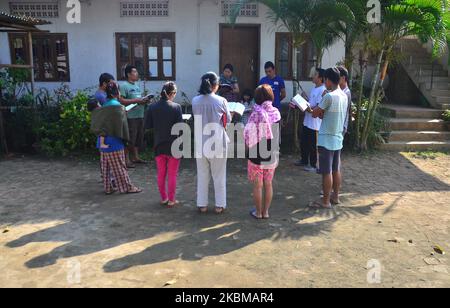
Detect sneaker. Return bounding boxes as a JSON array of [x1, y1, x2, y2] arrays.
[[304, 166, 317, 173]]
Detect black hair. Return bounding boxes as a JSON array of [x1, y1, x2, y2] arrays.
[[106, 81, 120, 99], [337, 66, 349, 83], [124, 65, 137, 80], [199, 72, 219, 95], [324, 67, 341, 85], [161, 81, 177, 100], [99, 73, 115, 86], [264, 61, 275, 70], [223, 63, 234, 73], [242, 89, 253, 101], [316, 68, 326, 83]]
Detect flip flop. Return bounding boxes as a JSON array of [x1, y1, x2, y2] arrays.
[[167, 201, 180, 208], [126, 187, 142, 194], [309, 201, 332, 209], [215, 207, 225, 215], [198, 207, 208, 214], [250, 209, 263, 220]]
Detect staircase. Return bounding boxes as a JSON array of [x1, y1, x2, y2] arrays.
[[381, 105, 450, 151], [398, 37, 450, 110], [379, 38, 450, 151]]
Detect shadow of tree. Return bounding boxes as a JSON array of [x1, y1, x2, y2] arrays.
[[1, 152, 449, 273]]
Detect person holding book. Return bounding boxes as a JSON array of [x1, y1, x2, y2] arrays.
[[91, 81, 142, 195], [192, 72, 232, 214], [145, 82, 184, 208], [219, 64, 240, 102], [294, 68, 327, 172], [119, 65, 151, 169], [311, 68, 348, 209], [245, 85, 281, 220], [338, 66, 352, 134]]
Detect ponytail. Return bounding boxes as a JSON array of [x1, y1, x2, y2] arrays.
[[160, 82, 177, 100], [199, 72, 219, 95]]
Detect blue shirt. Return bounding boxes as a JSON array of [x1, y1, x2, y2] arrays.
[[96, 98, 125, 153], [317, 89, 349, 151], [97, 136, 125, 153], [95, 90, 108, 106], [259, 76, 286, 109]]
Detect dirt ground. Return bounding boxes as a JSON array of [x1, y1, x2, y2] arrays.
[[0, 151, 449, 288]]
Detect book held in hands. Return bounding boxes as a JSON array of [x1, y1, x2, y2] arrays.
[[227, 102, 246, 116], [291, 94, 311, 112]]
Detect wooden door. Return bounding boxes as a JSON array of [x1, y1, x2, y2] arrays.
[[220, 25, 260, 95]]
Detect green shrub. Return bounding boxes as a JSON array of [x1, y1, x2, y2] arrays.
[[443, 110, 450, 122], [39, 91, 96, 157]]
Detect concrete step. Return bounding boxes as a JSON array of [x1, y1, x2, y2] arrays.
[[405, 64, 445, 71], [431, 89, 450, 97], [389, 118, 447, 131], [381, 141, 450, 151], [419, 76, 450, 83], [420, 82, 450, 90], [382, 105, 444, 119], [438, 103, 450, 110], [433, 96, 450, 104], [387, 131, 450, 142]]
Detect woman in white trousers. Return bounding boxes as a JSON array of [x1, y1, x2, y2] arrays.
[[192, 72, 232, 214]]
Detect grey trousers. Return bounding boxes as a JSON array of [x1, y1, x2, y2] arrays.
[[196, 156, 228, 208]]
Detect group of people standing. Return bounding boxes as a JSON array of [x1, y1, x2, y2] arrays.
[[90, 60, 351, 219]]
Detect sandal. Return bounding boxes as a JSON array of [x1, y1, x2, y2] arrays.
[[331, 193, 341, 205], [309, 200, 332, 209], [250, 209, 263, 220], [167, 201, 179, 208], [126, 187, 142, 194], [198, 207, 208, 214], [215, 207, 225, 215], [160, 200, 169, 206]]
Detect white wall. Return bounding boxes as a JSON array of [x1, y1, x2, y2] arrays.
[[0, 0, 345, 101]]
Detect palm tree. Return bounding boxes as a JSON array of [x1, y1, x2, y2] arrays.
[[231, 0, 344, 152], [358, 0, 449, 151]]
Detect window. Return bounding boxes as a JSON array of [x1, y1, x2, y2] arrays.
[[116, 32, 176, 81], [120, 1, 169, 17], [8, 33, 70, 82], [221, 1, 258, 17], [275, 33, 316, 81], [9, 2, 59, 18]]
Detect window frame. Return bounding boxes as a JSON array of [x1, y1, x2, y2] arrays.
[[275, 32, 315, 82], [115, 32, 176, 81], [8, 32, 71, 82]]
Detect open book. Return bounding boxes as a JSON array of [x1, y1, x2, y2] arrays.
[[125, 104, 138, 112], [182, 114, 192, 121], [227, 102, 246, 116], [291, 94, 311, 112], [125, 94, 155, 112]]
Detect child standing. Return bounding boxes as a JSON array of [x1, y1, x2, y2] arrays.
[[145, 82, 184, 208], [241, 89, 255, 125], [244, 85, 281, 220]]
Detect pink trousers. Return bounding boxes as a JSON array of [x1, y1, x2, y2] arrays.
[[155, 155, 181, 202]]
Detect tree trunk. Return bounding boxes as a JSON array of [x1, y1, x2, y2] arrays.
[[355, 53, 367, 150], [360, 49, 384, 151]]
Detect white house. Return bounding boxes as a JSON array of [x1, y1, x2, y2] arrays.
[[0, 0, 345, 101]]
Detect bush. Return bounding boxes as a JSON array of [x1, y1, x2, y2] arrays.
[[443, 110, 450, 122], [38, 91, 96, 157]]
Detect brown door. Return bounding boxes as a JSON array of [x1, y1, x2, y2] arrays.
[[220, 24, 260, 96]]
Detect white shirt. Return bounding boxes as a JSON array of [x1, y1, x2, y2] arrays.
[[303, 85, 326, 131]]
